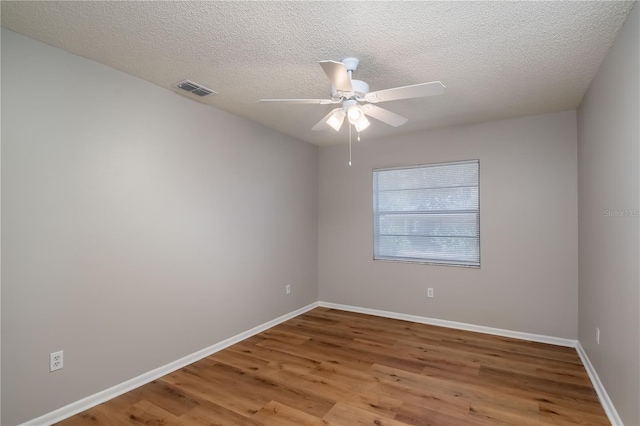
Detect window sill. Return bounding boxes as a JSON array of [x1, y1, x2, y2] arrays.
[[373, 257, 480, 269]]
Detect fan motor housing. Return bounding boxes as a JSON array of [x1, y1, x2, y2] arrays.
[[331, 79, 370, 101]]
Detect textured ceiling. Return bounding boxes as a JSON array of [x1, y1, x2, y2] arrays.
[[1, 1, 635, 146]]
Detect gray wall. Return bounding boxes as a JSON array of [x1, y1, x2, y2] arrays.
[[577, 3, 640, 425], [1, 29, 318, 426], [319, 111, 578, 339]]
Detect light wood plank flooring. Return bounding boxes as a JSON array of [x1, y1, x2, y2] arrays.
[[57, 307, 609, 425]]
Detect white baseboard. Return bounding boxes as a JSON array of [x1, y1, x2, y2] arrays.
[[20, 302, 319, 426], [575, 342, 623, 426], [25, 301, 620, 426], [318, 301, 578, 348]]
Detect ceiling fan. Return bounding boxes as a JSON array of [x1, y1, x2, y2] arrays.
[[260, 58, 445, 133]]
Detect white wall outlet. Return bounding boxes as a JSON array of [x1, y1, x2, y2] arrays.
[[285, 284, 291, 295], [596, 327, 600, 345], [427, 288, 434, 298], [50, 350, 63, 372]]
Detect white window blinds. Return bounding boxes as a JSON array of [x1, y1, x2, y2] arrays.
[[373, 160, 480, 267]]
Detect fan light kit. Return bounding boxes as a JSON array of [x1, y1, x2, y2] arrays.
[[261, 58, 445, 165]]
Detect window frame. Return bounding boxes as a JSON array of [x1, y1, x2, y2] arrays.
[[372, 159, 481, 268]]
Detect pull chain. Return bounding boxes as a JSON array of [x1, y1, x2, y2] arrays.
[[348, 124, 352, 166], [357, 130, 361, 142]]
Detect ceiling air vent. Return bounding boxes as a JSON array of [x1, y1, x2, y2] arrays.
[[173, 80, 217, 97]]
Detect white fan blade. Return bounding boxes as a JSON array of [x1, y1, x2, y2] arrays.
[[319, 60, 353, 93], [361, 104, 408, 127], [312, 108, 342, 131], [365, 81, 445, 103], [260, 98, 336, 104]]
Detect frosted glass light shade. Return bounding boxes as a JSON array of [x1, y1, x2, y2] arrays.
[[354, 115, 370, 132], [327, 110, 346, 131]]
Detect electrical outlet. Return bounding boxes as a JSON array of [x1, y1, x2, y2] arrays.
[[427, 288, 434, 298], [596, 327, 600, 345], [50, 351, 63, 372], [286, 285, 291, 295]]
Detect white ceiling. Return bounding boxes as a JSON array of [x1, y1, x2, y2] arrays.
[[1, 1, 635, 146]]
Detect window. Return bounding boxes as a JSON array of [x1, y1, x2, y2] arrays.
[[373, 160, 480, 267]]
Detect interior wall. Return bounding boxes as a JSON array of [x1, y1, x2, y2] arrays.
[[1, 29, 318, 425], [577, 3, 640, 425], [319, 111, 578, 339]]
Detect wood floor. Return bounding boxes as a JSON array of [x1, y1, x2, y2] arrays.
[[58, 308, 609, 426]]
